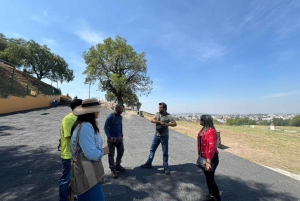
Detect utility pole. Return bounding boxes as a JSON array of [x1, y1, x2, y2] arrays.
[[89, 83, 91, 98]]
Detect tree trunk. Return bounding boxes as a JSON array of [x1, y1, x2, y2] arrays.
[[116, 94, 123, 104]]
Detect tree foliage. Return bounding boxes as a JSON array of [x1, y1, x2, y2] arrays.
[[289, 115, 300, 127], [257, 120, 270, 125], [22, 40, 74, 82], [272, 118, 290, 126], [226, 117, 257, 125], [0, 33, 74, 83], [0, 36, 26, 67], [83, 36, 153, 104], [135, 101, 142, 111], [105, 92, 116, 102], [0, 33, 7, 52]]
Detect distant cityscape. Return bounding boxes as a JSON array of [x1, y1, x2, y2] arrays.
[[172, 113, 299, 124]]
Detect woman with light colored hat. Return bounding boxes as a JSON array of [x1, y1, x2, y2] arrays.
[[70, 98, 109, 201]]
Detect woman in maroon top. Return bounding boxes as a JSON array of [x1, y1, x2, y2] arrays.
[[197, 115, 221, 201]]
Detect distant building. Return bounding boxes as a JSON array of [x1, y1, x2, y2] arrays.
[[270, 122, 276, 130]]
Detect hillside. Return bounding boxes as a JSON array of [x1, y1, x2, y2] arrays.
[[0, 63, 60, 98]]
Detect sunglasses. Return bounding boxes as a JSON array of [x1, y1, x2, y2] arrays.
[[200, 118, 205, 121]]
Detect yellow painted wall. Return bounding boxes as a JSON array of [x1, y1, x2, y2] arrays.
[[0, 95, 60, 115]]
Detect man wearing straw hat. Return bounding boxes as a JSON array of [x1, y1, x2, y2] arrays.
[[104, 103, 125, 179]]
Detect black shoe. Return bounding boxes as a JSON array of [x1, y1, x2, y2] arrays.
[[164, 167, 170, 175], [111, 171, 118, 179], [141, 163, 152, 168], [116, 165, 126, 172]]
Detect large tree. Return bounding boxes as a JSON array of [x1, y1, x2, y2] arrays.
[[1, 36, 74, 83], [0, 36, 26, 67], [83, 36, 153, 104], [48, 55, 75, 83], [22, 40, 74, 82]]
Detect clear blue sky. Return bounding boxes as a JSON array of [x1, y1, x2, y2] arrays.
[[1, 1, 300, 114]]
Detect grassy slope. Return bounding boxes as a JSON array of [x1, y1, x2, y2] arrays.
[[0, 63, 57, 98]]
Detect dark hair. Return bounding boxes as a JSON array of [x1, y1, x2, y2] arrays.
[[200, 114, 215, 133], [70, 99, 83, 110], [116, 103, 124, 108], [71, 113, 99, 135], [159, 102, 167, 110]]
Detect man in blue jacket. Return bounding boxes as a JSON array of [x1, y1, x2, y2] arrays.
[[104, 103, 125, 179]]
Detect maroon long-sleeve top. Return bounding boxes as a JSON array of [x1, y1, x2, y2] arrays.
[[197, 127, 219, 160]]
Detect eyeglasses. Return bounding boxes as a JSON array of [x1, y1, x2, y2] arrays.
[[200, 119, 205, 121]]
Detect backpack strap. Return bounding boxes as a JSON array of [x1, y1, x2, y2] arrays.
[[72, 123, 84, 156], [57, 139, 61, 151], [108, 113, 116, 130]]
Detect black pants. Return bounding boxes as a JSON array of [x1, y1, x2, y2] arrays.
[[107, 137, 124, 171], [204, 153, 221, 201]]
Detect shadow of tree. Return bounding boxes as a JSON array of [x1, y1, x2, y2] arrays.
[[0, 125, 24, 136], [0, 145, 61, 201], [103, 184, 149, 201], [101, 163, 298, 201]]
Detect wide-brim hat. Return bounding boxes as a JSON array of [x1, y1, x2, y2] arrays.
[[73, 98, 106, 115]]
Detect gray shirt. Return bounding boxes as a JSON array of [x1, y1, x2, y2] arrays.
[[155, 112, 175, 136]]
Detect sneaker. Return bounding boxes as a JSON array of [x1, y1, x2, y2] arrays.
[[164, 167, 170, 175], [141, 163, 152, 168], [116, 165, 126, 172], [111, 171, 118, 179]]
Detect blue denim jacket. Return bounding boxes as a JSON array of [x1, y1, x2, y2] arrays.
[[104, 113, 123, 138], [70, 123, 104, 161]]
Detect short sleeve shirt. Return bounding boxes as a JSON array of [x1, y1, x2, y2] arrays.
[[155, 112, 175, 136], [60, 113, 77, 159]]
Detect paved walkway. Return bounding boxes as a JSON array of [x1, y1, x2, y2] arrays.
[[0, 106, 299, 201]]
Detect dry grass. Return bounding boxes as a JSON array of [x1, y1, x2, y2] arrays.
[[126, 111, 300, 174]]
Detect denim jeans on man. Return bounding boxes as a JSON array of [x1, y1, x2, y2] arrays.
[[59, 159, 71, 201], [146, 135, 169, 168]]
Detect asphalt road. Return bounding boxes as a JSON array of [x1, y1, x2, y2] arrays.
[[0, 106, 299, 201]]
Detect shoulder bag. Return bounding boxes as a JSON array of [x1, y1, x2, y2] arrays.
[[69, 123, 105, 200], [196, 156, 215, 171]]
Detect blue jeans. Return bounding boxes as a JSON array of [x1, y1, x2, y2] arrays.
[[78, 183, 105, 201], [59, 159, 71, 201], [146, 135, 169, 168]]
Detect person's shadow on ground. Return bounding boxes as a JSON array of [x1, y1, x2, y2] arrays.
[[102, 163, 298, 201]]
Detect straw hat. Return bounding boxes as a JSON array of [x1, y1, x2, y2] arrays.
[[73, 98, 105, 115]]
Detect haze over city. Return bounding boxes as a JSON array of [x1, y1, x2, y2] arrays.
[[1, 1, 300, 114]]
